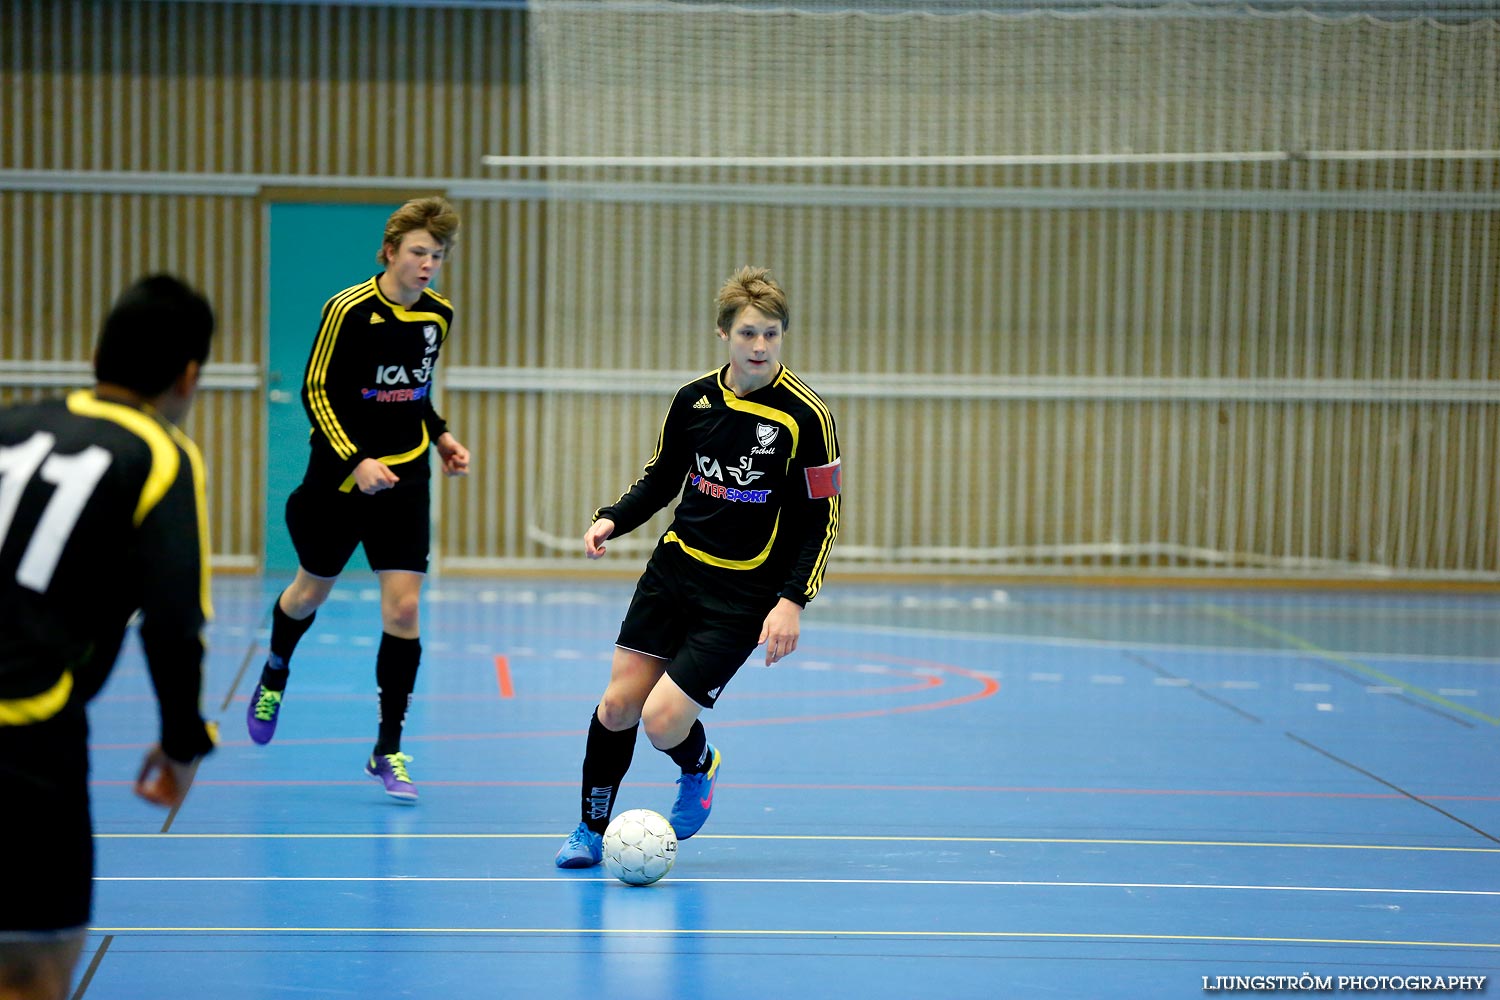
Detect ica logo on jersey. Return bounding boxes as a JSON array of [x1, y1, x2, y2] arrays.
[[362, 364, 432, 402], [374, 365, 411, 385]]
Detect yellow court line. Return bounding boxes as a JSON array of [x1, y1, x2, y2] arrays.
[[1204, 605, 1500, 726], [94, 832, 1500, 853], [86, 926, 1500, 949]]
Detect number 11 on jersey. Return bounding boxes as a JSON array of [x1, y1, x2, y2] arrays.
[[0, 431, 113, 593]]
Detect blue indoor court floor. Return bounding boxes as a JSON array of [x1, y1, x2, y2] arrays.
[[76, 577, 1499, 999]]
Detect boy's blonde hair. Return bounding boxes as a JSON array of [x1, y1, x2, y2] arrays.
[[378, 196, 460, 265], [715, 266, 789, 333]]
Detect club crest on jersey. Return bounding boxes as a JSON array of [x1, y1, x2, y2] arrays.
[[752, 422, 779, 455], [423, 324, 439, 353]]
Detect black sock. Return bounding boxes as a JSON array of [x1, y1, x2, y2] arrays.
[[260, 596, 315, 692], [662, 718, 710, 774], [579, 709, 639, 834], [373, 633, 421, 756]]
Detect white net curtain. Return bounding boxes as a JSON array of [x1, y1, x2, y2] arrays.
[[500, 2, 1499, 579]]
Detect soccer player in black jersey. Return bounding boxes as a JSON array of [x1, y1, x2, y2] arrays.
[[556, 266, 842, 867], [0, 275, 218, 1000], [245, 197, 471, 803]]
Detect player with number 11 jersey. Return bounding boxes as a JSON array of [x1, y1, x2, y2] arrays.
[[0, 276, 216, 994]]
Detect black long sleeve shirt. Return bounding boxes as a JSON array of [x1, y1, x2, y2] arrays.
[[300, 276, 454, 492], [597, 365, 842, 606], [0, 391, 215, 763]]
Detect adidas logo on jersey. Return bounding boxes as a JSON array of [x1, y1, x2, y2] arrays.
[[370, 313, 385, 324], [693, 395, 711, 409]]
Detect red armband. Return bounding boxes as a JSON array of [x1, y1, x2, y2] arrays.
[[804, 458, 842, 499]]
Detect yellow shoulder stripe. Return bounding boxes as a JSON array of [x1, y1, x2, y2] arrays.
[[719, 379, 800, 457], [390, 306, 448, 339], [779, 368, 838, 461], [374, 282, 451, 341], [66, 390, 178, 525]]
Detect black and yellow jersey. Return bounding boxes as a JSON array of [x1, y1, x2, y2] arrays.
[[0, 390, 215, 762], [300, 276, 454, 492], [597, 364, 842, 606]]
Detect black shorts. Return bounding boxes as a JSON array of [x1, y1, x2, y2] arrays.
[[285, 480, 431, 577], [0, 710, 93, 933], [616, 546, 777, 708]]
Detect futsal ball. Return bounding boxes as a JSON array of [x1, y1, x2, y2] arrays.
[[602, 808, 678, 886]]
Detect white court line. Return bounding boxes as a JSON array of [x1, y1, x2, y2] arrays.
[[94, 876, 1500, 896], [819, 621, 1500, 666]]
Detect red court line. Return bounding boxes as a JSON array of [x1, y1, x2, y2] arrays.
[[134, 680, 939, 706], [717, 656, 998, 728], [494, 654, 514, 699], [736, 679, 942, 699], [88, 729, 592, 751], [92, 652, 996, 751]]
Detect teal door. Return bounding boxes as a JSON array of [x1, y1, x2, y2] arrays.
[[265, 203, 398, 574]]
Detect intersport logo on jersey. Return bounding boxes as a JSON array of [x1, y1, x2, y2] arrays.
[[361, 382, 431, 402], [689, 475, 771, 504]]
